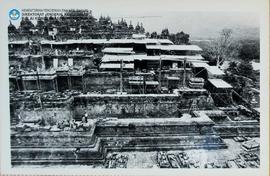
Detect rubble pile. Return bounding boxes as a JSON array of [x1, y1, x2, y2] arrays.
[[14, 117, 93, 132], [10, 90, 80, 109], [157, 151, 199, 168], [105, 153, 129, 168]]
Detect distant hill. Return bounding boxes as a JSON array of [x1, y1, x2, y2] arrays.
[[191, 26, 259, 41], [231, 26, 259, 40]]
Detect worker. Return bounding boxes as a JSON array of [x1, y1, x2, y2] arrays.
[[70, 119, 77, 129], [82, 113, 88, 123]]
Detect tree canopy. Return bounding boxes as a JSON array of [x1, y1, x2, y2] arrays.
[[238, 40, 260, 62], [150, 29, 190, 44]]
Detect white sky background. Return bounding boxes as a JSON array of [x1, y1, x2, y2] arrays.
[[84, 0, 259, 39], [9, 0, 259, 40], [92, 10, 259, 39]]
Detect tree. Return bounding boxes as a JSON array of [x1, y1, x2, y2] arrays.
[[8, 21, 17, 34], [227, 61, 238, 74], [161, 28, 169, 39], [128, 21, 134, 31], [135, 23, 141, 33], [238, 61, 254, 79], [173, 31, 189, 44], [36, 17, 45, 29], [150, 31, 158, 38], [238, 40, 260, 62], [169, 34, 176, 43], [207, 28, 234, 67], [20, 17, 35, 33], [145, 32, 150, 38]]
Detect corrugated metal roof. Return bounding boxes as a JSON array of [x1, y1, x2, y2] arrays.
[[129, 80, 143, 85], [146, 45, 161, 49], [158, 39, 174, 44], [102, 47, 134, 54], [192, 62, 209, 68], [167, 76, 180, 80], [161, 45, 202, 51], [135, 55, 160, 61], [80, 39, 107, 44], [134, 55, 204, 61], [192, 63, 225, 75], [162, 55, 204, 60], [102, 54, 204, 62], [9, 40, 29, 44], [102, 55, 135, 62], [160, 45, 202, 51], [207, 66, 225, 75], [145, 81, 159, 85], [106, 39, 134, 44], [100, 63, 134, 69], [146, 44, 202, 51], [208, 79, 232, 88], [132, 34, 146, 39]]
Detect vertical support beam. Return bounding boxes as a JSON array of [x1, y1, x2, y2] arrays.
[[36, 70, 41, 91], [68, 74, 72, 90], [158, 100, 161, 118], [82, 75, 85, 92], [143, 75, 146, 94], [183, 58, 187, 87], [39, 43, 42, 52], [54, 78, 58, 92], [38, 94, 43, 109], [15, 77, 20, 91], [120, 59, 123, 93], [21, 77, 26, 91], [167, 78, 169, 90], [36, 71, 41, 91], [133, 101, 136, 114], [36, 79, 39, 90], [15, 71, 20, 91], [68, 58, 73, 67], [68, 75, 70, 90], [41, 56, 45, 70], [158, 56, 162, 92]]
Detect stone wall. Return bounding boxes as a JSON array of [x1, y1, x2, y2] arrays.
[[11, 131, 96, 148], [83, 72, 132, 93], [23, 80, 38, 90], [95, 124, 213, 137], [40, 80, 55, 91], [15, 108, 73, 125], [11, 92, 215, 123], [73, 94, 215, 119]]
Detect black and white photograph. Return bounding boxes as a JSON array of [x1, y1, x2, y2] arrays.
[[0, 0, 269, 175]]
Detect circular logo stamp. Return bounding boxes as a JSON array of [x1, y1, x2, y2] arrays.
[[9, 9, 20, 20]]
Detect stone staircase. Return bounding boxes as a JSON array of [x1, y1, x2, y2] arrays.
[[11, 132, 227, 166]]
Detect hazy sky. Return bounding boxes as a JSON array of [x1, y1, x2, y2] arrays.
[[104, 11, 259, 39], [10, 0, 260, 39], [87, 0, 260, 39]]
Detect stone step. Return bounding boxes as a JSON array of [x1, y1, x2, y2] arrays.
[[11, 135, 226, 166]]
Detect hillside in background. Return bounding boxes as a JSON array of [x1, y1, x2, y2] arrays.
[[191, 26, 259, 41]]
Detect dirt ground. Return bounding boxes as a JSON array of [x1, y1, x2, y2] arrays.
[[112, 138, 260, 168]]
